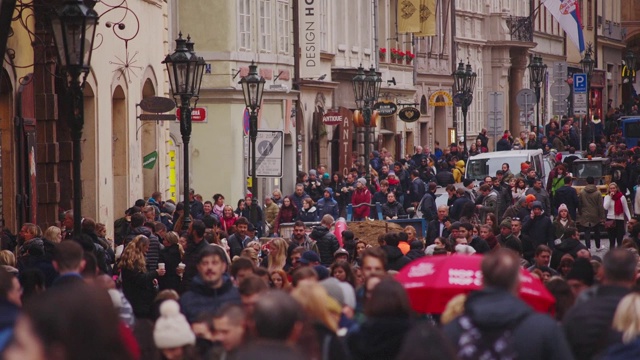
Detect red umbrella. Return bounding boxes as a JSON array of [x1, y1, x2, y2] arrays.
[[395, 254, 556, 314]]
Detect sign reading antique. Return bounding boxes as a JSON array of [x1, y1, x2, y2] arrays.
[[338, 107, 353, 178], [373, 101, 398, 116], [398, 107, 421, 122], [322, 110, 343, 125], [428, 91, 453, 106]]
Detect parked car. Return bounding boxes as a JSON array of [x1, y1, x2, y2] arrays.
[[465, 150, 546, 185]]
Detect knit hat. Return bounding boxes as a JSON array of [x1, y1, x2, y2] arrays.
[[521, 162, 530, 171], [337, 282, 356, 309], [463, 179, 474, 187], [309, 169, 317, 176], [531, 201, 543, 210], [566, 258, 594, 286], [323, 172, 330, 180], [556, 153, 563, 162], [525, 194, 537, 203], [558, 203, 568, 213], [153, 300, 196, 349], [320, 278, 345, 306], [357, 178, 366, 186], [499, 218, 512, 229]]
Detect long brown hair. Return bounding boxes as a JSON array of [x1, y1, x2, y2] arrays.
[[118, 235, 149, 272]]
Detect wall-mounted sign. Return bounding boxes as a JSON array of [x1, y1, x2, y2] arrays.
[[398, 107, 421, 122], [373, 101, 398, 116], [139, 96, 175, 113], [428, 90, 453, 106], [176, 107, 208, 123], [322, 110, 343, 126]]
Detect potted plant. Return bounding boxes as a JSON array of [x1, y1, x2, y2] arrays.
[[379, 47, 387, 62], [406, 51, 415, 65], [398, 50, 406, 64], [391, 48, 399, 63]]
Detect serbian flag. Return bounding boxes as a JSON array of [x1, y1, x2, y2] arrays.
[[542, 0, 585, 52]]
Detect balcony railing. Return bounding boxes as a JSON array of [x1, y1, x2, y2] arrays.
[[507, 16, 533, 42]]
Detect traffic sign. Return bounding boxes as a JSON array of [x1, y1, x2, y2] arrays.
[[550, 82, 570, 98], [573, 93, 588, 115], [516, 89, 536, 110], [553, 100, 568, 116], [553, 62, 568, 80], [573, 73, 587, 93], [245, 130, 284, 177]]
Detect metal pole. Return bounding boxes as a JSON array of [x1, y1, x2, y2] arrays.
[[69, 76, 84, 236], [462, 99, 468, 152], [535, 85, 541, 131], [363, 103, 371, 184], [180, 96, 192, 230], [250, 110, 258, 221]]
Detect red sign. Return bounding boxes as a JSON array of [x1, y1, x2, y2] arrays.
[[176, 107, 208, 123], [322, 110, 343, 126]]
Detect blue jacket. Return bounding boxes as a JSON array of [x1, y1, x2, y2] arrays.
[[180, 274, 241, 323], [317, 188, 340, 219]]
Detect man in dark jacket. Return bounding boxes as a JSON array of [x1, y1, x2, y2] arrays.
[[381, 233, 411, 271], [407, 170, 426, 207], [427, 205, 451, 245], [309, 215, 340, 266], [444, 249, 574, 360], [290, 184, 311, 211], [435, 166, 455, 187], [180, 219, 209, 292], [316, 188, 340, 219], [563, 249, 636, 359], [227, 218, 250, 259], [553, 176, 579, 219], [550, 227, 587, 269], [522, 201, 555, 250], [449, 188, 473, 221], [180, 246, 241, 323], [418, 185, 438, 222], [496, 131, 512, 151]]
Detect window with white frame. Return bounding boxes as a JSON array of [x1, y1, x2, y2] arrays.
[[239, 0, 251, 50], [277, 0, 290, 54], [259, 0, 272, 52]]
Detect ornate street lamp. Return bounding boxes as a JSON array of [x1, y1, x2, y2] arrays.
[[452, 60, 476, 151], [0, 0, 16, 63], [528, 54, 547, 131], [239, 61, 265, 217], [163, 33, 205, 230], [580, 44, 595, 141], [49, 0, 99, 236], [624, 50, 636, 115], [352, 65, 381, 184]]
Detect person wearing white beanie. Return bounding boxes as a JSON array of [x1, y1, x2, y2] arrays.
[[153, 300, 196, 359]]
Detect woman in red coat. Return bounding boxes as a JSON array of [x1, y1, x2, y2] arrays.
[[352, 178, 372, 221], [273, 196, 298, 235], [220, 205, 237, 233]]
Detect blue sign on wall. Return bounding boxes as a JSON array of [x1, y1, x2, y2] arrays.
[[573, 73, 587, 94]]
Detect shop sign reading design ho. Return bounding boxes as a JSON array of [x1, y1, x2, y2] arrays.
[[428, 90, 453, 106], [322, 110, 343, 126], [398, 106, 421, 122], [373, 101, 398, 116]]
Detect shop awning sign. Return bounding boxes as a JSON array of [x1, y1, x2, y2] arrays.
[[429, 90, 453, 106]]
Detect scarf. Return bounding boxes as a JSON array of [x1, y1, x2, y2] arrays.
[[612, 191, 624, 215]]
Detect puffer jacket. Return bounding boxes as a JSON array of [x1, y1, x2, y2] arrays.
[[125, 226, 160, 272], [316, 188, 340, 219], [382, 245, 411, 271], [453, 160, 465, 183], [121, 267, 158, 319], [310, 225, 340, 266], [550, 238, 587, 269], [298, 206, 319, 222], [180, 274, 241, 323], [381, 201, 405, 219]]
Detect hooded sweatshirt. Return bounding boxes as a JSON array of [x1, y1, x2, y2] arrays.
[[317, 188, 339, 219], [453, 160, 465, 183]]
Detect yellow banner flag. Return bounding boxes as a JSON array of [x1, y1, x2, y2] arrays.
[[416, 0, 436, 37], [397, 0, 421, 33]]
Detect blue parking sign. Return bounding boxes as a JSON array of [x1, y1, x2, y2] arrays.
[[573, 73, 587, 93]]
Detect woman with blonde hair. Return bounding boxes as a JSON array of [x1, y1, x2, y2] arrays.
[[265, 238, 288, 272], [605, 293, 640, 358], [118, 235, 165, 318], [604, 182, 632, 248], [240, 247, 260, 267], [43, 226, 62, 244]]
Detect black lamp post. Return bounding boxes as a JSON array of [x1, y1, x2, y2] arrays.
[[49, 0, 98, 236], [528, 55, 547, 131], [163, 33, 205, 230], [0, 0, 16, 63], [580, 44, 595, 119], [352, 65, 381, 184], [239, 61, 265, 213], [624, 50, 636, 115], [452, 60, 476, 151]]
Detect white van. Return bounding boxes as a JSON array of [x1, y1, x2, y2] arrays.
[[465, 150, 546, 183]]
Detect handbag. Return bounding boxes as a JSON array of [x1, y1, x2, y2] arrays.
[[605, 219, 615, 229]]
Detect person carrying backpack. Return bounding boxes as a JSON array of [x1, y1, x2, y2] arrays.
[[443, 249, 574, 360]]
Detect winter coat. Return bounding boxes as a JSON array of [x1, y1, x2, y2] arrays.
[[444, 288, 575, 360], [347, 317, 412, 360], [550, 238, 587, 269], [449, 196, 473, 221], [382, 245, 411, 271], [435, 170, 455, 187], [381, 201, 405, 219], [180, 239, 209, 293], [305, 180, 324, 202], [502, 202, 530, 223], [317, 188, 340, 219], [124, 226, 161, 272], [522, 212, 555, 249], [604, 338, 640, 360], [427, 219, 451, 245], [309, 225, 340, 266], [227, 233, 248, 259], [418, 193, 437, 222], [274, 201, 298, 234], [298, 206, 319, 222], [158, 244, 182, 292], [312, 322, 351, 360], [221, 215, 237, 233], [408, 178, 426, 204], [604, 194, 631, 221], [479, 191, 498, 221], [263, 202, 280, 230], [121, 267, 158, 319], [554, 185, 579, 219], [496, 137, 511, 151], [525, 187, 551, 214], [563, 285, 630, 360], [290, 191, 310, 211], [453, 160, 465, 183], [553, 218, 576, 239], [351, 188, 372, 220], [180, 274, 241, 323]]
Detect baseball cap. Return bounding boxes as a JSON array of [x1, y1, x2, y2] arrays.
[[298, 251, 320, 265]]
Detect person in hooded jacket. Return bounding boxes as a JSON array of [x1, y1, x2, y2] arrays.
[[316, 188, 340, 219], [549, 227, 587, 269], [347, 277, 414, 360], [553, 176, 579, 219], [381, 233, 411, 271], [405, 240, 425, 261], [577, 176, 605, 250], [444, 249, 574, 360], [452, 160, 465, 183], [351, 178, 372, 221], [309, 215, 340, 267]]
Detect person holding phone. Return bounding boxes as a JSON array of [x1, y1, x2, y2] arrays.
[[427, 205, 452, 245]]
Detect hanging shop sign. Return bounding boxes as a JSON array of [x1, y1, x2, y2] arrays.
[[398, 107, 421, 122], [428, 90, 453, 106], [373, 101, 398, 116], [322, 110, 343, 126]]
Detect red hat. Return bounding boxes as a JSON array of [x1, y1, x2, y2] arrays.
[[525, 194, 537, 203], [521, 163, 530, 171], [556, 153, 563, 162]]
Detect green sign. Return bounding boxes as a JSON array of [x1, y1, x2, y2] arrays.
[[143, 151, 158, 169]]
